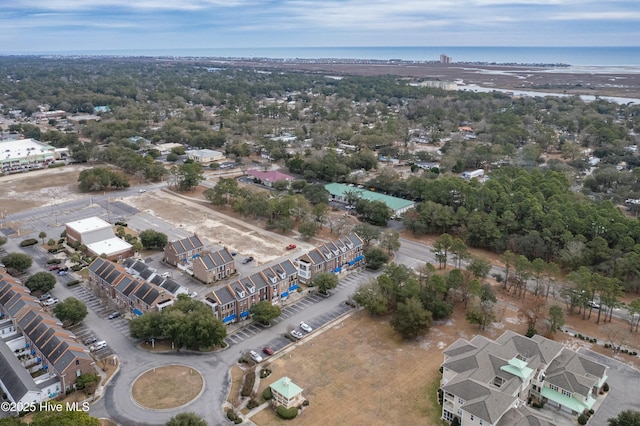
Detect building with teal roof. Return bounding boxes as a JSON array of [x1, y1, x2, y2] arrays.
[[270, 376, 304, 408], [324, 182, 415, 216]]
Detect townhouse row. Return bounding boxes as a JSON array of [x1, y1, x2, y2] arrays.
[[0, 272, 95, 406], [164, 235, 236, 284], [88, 258, 175, 315], [203, 233, 365, 324]]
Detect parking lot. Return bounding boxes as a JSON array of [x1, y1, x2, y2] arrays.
[[67, 323, 115, 360], [67, 282, 132, 339], [225, 270, 369, 351]]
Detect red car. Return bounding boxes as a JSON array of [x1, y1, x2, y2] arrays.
[[262, 347, 274, 356], [48, 265, 60, 271], [285, 244, 296, 250]]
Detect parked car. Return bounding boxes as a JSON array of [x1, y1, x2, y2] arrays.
[[38, 293, 52, 301], [42, 298, 59, 307], [588, 301, 600, 309], [161, 272, 171, 278], [230, 251, 237, 256], [242, 256, 254, 264], [286, 244, 296, 250], [58, 270, 68, 276], [107, 312, 121, 319], [291, 330, 303, 339], [300, 321, 313, 333], [90, 341, 107, 351], [249, 350, 263, 363], [262, 347, 274, 356], [189, 292, 198, 298], [48, 265, 60, 271], [139, 189, 146, 193], [84, 336, 98, 345]]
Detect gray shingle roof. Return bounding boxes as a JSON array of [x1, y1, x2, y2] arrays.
[[214, 284, 237, 305], [0, 338, 39, 402], [167, 235, 204, 255]]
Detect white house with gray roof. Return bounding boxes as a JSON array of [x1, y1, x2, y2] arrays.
[[440, 330, 607, 426]]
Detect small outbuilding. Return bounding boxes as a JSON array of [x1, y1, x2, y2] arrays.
[[270, 376, 304, 409]]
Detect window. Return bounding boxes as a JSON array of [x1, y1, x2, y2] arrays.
[[470, 414, 474, 421], [76, 360, 80, 365], [457, 408, 462, 416], [550, 384, 559, 392], [458, 397, 465, 404], [562, 389, 572, 397], [443, 410, 454, 421], [479, 420, 483, 425]]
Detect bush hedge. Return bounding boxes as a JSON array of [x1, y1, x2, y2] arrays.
[[66, 280, 81, 287], [46, 258, 62, 264], [241, 371, 255, 397], [276, 405, 298, 420], [20, 238, 38, 247], [226, 410, 238, 421], [262, 386, 272, 400], [247, 399, 259, 410]]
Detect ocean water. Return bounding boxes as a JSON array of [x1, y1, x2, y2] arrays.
[[53, 46, 640, 67]]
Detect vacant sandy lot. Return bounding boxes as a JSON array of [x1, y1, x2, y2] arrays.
[[0, 165, 90, 214]]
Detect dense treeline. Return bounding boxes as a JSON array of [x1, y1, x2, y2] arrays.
[[403, 167, 640, 292]]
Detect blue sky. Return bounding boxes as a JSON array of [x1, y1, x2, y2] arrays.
[[1, 0, 639, 54]]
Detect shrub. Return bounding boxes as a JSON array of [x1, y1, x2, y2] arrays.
[[226, 410, 238, 421], [20, 238, 38, 247], [577, 414, 588, 425], [48, 163, 64, 169], [260, 369, 271, 379], [66, 280, 81, 287], [241, 371, 255, 397], [46, 258, 62, 264], [276, 405, 298, 420], [302, 399, 309, 407], [603, 382, 609, 392], [247, 399, 259, 410], [588, 409, 594, 415], [262, 387, 272, 400], [234, 419, 242, 424], [71, 265, 83, 272]]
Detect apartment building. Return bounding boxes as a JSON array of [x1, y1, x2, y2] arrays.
[[0, 273, 95, 406], [440, 330, 608, 426], [203, 259, 298, 323], [192, 248, 236, 284], [164, 235, 205, 266], [296, 233, 364, 284], [88, 258, 174, 315]]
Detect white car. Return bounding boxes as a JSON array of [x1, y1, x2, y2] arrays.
[[90, 341, 107, 351], [42, 298, 59, 307], [139, 189, 146, 193], [249, 350, 263, 363], [189, 292, 198, 298], [300, 321, 313, 333], [291, 330, 303, 339]]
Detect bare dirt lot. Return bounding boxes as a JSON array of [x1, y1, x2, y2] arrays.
[[0, 165, 89, 214]]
